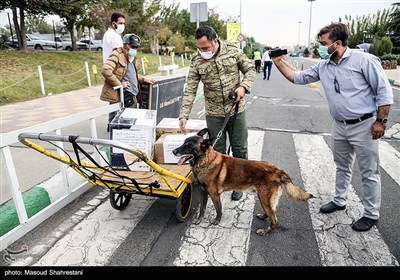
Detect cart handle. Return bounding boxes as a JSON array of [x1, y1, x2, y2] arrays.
[[18, 132, 192, 184]]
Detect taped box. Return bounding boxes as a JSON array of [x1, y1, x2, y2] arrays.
[[110, 108, 157, 171], [154, 133, 196, 164], [156, 118, 206, 138]]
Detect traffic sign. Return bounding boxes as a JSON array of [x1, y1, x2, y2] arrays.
[[237, 33, 245, 42]]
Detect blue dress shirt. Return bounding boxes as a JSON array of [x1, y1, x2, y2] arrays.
[[294, 48, 393, 120]]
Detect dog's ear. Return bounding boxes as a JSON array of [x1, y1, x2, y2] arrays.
[[197, 128, 209, 138], [200, 138, 214, 150]]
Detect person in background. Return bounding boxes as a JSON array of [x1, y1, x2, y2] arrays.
[[101, 33, 154, 130], [252, 49, 262, 73], [178, 25, 256, 201], [102, 12, 125, 63], [271, 22, 393, 232], [262, 46, 273, 80]]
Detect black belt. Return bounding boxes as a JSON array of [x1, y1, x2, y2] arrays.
[[335, 113, 374, 125]]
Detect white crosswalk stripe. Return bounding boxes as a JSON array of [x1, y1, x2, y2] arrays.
[[9, 130, 399, 266], [379, 140, 400, 185], [12, 194, 157, 266], [293, 134, 398, 266], [174, 130, 264, 266]]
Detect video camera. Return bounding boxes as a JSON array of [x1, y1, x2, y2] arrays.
[[269, 48, 288, 58]]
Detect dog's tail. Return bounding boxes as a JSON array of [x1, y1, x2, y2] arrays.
[[280, 171, 314, 201]]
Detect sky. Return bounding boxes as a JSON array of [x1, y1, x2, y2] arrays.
[[0, 0, 395, 47], [163, 0, 396, 47]]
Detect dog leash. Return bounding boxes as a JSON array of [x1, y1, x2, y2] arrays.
[[212, 100, 239, 155]]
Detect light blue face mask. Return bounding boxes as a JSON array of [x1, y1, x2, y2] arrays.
[[128, 49, 137, 57], [318, 41, 337, 59]]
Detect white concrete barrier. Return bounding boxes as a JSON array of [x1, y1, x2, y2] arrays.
[[158, 64, 179, 76]]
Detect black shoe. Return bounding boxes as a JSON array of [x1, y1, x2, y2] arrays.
[[352, 217, 378, 232], [231, 191, 243, 201], [263, 77, 266, 80], [320, 201, 346, 214]]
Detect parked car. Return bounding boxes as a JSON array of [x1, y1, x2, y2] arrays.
[[56, 36, 91, 51], [37, 34, 90, 51], [77, 39, 102, 51], [8, 34, 57, 50]]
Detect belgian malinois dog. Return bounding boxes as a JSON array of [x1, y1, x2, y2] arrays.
[[172, 128, 314, 236]]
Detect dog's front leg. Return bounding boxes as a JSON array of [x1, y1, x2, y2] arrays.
[[193, 186, 208, 225], [209, 192, 222, 225]]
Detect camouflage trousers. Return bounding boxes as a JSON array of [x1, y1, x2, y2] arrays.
[[206, 111, 248, 159]]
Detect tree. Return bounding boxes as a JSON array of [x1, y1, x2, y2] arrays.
[[156, 2, 194, 44], [303, 47, 310, 57], [387, 2, 400, 54], [369, 36, 393, 56], [108, 0, 160, 38], [346, 7, 394, 48], [41, 0, 101, 51], [0, 0, 46, 50], [168, 33, 185, 54], [25, 15, 53, 34]]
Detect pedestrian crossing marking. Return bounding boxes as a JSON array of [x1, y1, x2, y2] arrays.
[[174, 130, 264, 266], [293, 134, 398, 266], [9, 131, 399, 266]]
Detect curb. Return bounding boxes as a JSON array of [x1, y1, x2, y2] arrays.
[[0, 187, 51, 236], [0, 148, 107, 236], [388, 78, 400, 87], [0, 167, 87, 237]]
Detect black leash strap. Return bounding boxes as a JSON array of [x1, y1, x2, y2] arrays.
[[68, 136, 144, 194], [212, 101, 240, 155], [227, 101, 239, 155]]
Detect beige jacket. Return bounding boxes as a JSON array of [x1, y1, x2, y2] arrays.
[[100, 47, 144, 103]]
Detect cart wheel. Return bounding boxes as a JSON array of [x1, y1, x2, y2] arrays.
[[109, 191, 132, 210], [175, 183, 193, 222]]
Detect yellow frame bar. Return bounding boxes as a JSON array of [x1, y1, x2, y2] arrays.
[[19, 134, 192, 199]]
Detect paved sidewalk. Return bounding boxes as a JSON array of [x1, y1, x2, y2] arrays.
[[0, 67, 190, 134], [385, 66, 400, 86], [0, 86, 105, 134]]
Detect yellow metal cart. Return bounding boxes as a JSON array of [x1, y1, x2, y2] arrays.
[[18, 132, 194, 222]]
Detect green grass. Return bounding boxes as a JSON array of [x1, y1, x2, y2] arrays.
[[0, 50, 190, 106]]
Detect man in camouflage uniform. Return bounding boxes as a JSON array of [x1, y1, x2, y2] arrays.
[[179, 25, 256, 201]]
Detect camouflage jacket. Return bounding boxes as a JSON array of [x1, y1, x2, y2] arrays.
[[179, 40, 256, 119]]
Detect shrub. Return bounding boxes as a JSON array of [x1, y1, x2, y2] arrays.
[[303, 47, 310, 57], [370, 36, 393, 56], [0, 34, 9, 50]]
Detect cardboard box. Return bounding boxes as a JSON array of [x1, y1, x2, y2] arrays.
[[156, 118, 206, 138], [154, 133, 196, 164], [110, 108, 157, 171]]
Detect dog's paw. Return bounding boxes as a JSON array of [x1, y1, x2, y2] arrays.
[[193, 218, 202, 225], [256, 213, 268, 220], [211, 218, 221, 225], [256, 228, 271, 236]]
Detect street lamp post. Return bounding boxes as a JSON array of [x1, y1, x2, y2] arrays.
[[156, 29, 160, 56], [307, 0, 315, 48], [298, 21, 302, 50], [240, 0, 243, 50]]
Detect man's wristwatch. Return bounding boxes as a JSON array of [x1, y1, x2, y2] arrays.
[[376, 118, 388, 124]]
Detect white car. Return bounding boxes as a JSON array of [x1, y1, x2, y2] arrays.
[[49, 35, 88, 51], [8, 34, 57, 50], [77, 39, 103, 51]]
